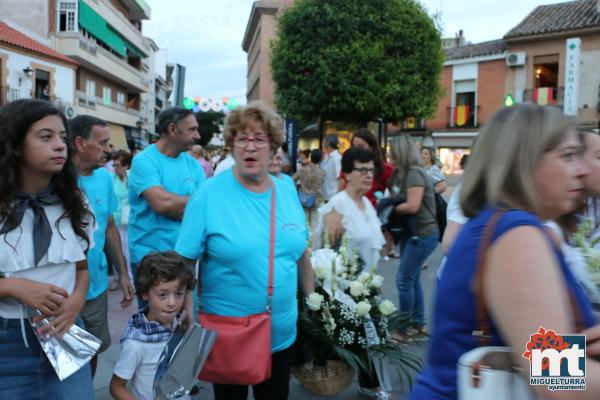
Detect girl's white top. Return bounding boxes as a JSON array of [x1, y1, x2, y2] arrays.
[[0, 203, 95, 318], [316, 190, 385, 270], [546, 221, 600, 302]]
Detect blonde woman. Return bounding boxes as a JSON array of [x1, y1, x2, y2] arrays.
[[389, 134, 438, 339], [409, 104, 600, 400]]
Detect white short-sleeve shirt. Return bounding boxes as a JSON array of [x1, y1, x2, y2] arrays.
[[114, 339, 184, 400], [0, 203, 94, 318]]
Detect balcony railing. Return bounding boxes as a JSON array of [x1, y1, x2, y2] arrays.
[[1, 86, 21, 106], [447, 105, 480, 128], [523, 87, 564, 106], [76, 90, 96, 108]]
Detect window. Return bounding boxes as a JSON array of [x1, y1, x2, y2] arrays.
[[103, 86, 112, 106], [86, 80, 96, 105], [452, 80, 477, 128], [533, 54, 559, 105], [117, 92, 125, 105], [57, 1, 77, 32]]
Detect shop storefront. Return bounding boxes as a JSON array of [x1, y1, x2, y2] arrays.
[[431, 131, 476, 175]]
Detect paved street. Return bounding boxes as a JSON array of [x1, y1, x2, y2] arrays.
[[93, 244, 445, 399]]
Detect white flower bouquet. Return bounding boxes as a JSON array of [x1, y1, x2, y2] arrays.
[[295, 236, 421, 387]]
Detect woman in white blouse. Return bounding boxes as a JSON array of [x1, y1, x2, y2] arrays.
[[318, 148, 385, 269], [317, 147, 387, 398]]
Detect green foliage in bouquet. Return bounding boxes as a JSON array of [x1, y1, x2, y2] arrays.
[[574, 218, 600, 273], [298, 237, 423, 383]]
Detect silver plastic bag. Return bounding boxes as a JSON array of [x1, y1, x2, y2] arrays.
[[28, 308, 102, 381], [154, 323, 218, 399]]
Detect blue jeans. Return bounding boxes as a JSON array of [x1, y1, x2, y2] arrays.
[[0, 316, 94, 399], [396, 233, 439, 328]]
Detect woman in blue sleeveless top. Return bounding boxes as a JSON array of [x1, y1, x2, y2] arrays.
[[409, 104, 600, 400]]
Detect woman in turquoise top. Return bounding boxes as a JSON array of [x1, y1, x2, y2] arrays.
[[175, 101, 314, 400], [112, 150, 132, 276], [409, 104, 600, 400]]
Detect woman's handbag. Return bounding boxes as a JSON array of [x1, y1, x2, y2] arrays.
[[457, 210, 538, 400], [198, 183, 276, 385], [458, 210, 584, 400], [298, 190, 316, 209]]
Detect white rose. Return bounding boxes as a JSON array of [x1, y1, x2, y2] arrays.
[[356, 301, 372, 317], [349, 281, 365, 298], [357, 272, 371, 283], [306, 293, 324, 311], [314, 264, 327, 280], [311, 249, 335, 270], [370, 275, 384, 289], [378, 299, 397, 316]]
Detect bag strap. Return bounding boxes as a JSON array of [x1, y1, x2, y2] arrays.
[[473, 209, 585, 347], [266, 181, 276, 312]]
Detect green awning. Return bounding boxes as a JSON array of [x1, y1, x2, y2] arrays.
[[78, 0, 127, 57], [125, 40, 147, 58]]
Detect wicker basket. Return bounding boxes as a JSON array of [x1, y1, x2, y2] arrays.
[[292, 360, 355, 395]]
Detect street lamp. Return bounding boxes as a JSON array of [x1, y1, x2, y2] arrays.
[[19, 66, 33, 85]]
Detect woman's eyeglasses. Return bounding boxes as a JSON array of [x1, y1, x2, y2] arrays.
[[233, 134, 271, 149], [353, 167, 375, 176]]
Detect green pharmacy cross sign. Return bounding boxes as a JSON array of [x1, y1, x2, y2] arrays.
[[504, 94, 515, 107]]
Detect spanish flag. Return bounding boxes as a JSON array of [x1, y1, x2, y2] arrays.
[[534, 87, 554, 105], [454, 105, 469, 126]]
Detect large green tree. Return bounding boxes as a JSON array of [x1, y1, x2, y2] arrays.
[[271, 0, 444, 125]]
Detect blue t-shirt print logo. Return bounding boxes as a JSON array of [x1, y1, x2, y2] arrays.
[[280, 223, 304, 232], [183, 177, 199, 194]]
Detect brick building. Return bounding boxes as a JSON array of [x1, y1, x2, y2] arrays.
[[503, 0, 600, 129], [242, 0, 294, 107], [421, 39, 507, 174]]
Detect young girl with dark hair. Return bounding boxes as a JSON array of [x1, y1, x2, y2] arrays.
[[0, 99, 95, 399]]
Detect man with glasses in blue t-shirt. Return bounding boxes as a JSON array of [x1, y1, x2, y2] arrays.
[[128, 107, 205, 311]]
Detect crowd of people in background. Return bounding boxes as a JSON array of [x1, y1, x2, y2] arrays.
[[3, 96, 600, 400]]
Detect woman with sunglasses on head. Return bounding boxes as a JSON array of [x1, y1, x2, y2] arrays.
[[316, 147, 388, 399], [176, 101, 314, 400], [0, 99, 95, 399]]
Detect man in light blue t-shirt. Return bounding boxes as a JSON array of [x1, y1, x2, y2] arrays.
[[128, 107, 205, 308], [70, 115, 134, 375]]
